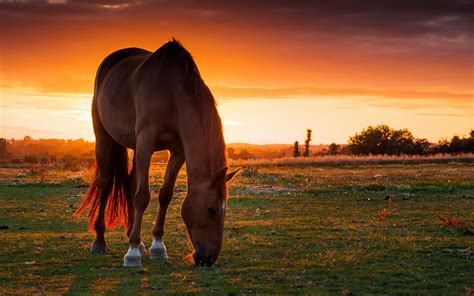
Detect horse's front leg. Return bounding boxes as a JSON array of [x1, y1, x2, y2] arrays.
[[123, 136, 153, 267], [126, 153, 147, 256], [150, 150, 184, 260]]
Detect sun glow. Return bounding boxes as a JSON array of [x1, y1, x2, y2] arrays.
[[0, 0, 473, 143], [1, 82, 472, 144]]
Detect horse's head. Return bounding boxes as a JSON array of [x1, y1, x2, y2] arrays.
[[181, 166, 239, 266]]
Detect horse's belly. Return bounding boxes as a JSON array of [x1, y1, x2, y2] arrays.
[[97, 93, 137, 149]]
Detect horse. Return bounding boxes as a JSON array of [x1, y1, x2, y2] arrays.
[[75, 39, 239, 267]]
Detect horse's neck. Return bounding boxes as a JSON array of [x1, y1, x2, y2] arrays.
[[178, 104, 226, 190]]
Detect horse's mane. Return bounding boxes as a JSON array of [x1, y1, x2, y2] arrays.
[[166, 39, 228, 176]]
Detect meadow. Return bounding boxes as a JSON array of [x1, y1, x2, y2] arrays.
[[0, 159, 473, 294]]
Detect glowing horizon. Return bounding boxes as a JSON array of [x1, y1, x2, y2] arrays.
[[1, 83, 472, 144]]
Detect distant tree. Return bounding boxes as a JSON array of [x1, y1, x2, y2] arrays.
[[348, 125, 428, 155], [432, 131, 474, 154], [449, 136, 464, 154], [387, 128, 415, 155], [348, 125, 392, 155], [303, 129, 312, 157], [328, 143, 340, 155], [465, 130, 474, 152], [0, 138, 10, 159], [435, 138, 450, 154], [293, 141, 300, 157], [412, 138, 431, 155]]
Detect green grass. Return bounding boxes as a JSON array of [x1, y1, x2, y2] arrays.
[[0, 163, 473, 294]]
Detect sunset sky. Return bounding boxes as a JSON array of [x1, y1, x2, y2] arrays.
[[1, 0, 473, 144]]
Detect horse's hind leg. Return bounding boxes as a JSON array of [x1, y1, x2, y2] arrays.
[[150, 149, 185, 260], [123, 134, 154, 267], [90, 137, 114, 253]]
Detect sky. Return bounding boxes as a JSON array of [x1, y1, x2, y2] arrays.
[[0, 0, 473, 144]]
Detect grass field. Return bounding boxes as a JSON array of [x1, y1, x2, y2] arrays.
[[0, 162, 473, 294]]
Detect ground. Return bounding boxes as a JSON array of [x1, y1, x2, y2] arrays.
[[0, 162, 473, 294]]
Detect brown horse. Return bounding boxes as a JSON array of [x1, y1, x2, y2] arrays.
[[75, 39, 239, 267]]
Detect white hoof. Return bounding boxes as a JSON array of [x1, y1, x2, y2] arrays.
[[123, 247, 142, 267], [149, 238, 169, 260]]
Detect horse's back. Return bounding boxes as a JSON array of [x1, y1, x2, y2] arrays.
[[94, 41, 194, 150], [95, 48, 150, 91], [94, 48, 151, 148]]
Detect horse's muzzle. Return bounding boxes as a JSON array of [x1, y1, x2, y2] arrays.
[[193, 249, 214, 266]]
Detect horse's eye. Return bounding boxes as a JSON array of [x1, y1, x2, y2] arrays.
[[207, 207, 217, 217]]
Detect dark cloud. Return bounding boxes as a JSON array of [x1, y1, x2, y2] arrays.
[[1, 0, 472, 40], [0, 0, 472, 91], [1, 0, 472, 53]]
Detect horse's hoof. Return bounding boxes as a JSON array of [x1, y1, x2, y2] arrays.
[[139, 242, 147, 255], [149, 238, 168, 260], [123, 247, 142, 267], [123, 255, 142, 267], [149, 248, 169, 260], [90, 243, 107, 254]]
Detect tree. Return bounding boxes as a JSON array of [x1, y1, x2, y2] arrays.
[[303, 129, 312, 157], [387, 128, 415, 155], [348, 125, 392, 155], [412, 138, 431, 155], [328, 143, 340, 155], [465, 130, 474, 152], [449, 136, 464, 154], [0, 138, 10, 159], [435, 138, 450, 154], [293, 141, 300, 157], [432, 131, 474, 154], [347, 125, 429, 155]]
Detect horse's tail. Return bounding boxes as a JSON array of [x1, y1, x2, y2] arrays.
[[75, 142, 130, 232]]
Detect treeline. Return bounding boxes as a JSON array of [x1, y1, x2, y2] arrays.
[[293, 125, 473, 157], [0, 136, 323, 163], [435, 134, 474, 154], [2, 136, 95, 158], [0, 136, 95, 169], [343, 125, 473, 155], [0, 136, 170, 169], [1, 126, 473, 165]]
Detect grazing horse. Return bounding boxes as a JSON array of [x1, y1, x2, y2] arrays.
[[75, 40, 239, 267]]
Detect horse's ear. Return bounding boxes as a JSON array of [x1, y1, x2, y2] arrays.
[[212, 166, 228, 185], [225, 168, 240, 183]]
